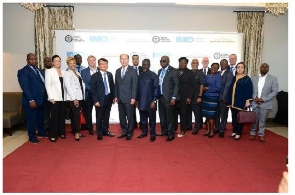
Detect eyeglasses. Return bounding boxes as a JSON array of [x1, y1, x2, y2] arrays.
[[160, 60, 167, 63]]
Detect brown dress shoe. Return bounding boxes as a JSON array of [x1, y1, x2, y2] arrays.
[[259, 136, 265, 142], [249, 135, 255, 140]]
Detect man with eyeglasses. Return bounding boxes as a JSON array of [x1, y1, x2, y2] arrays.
[[228, 54, 237, 76], [156, 56, 179, 141]]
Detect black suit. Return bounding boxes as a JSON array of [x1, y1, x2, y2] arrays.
[[132, 65, 142, 129], [215, 69, 233, 133], [174, 68, 196, 132], [115, 65, 138, 136], [91, 71, 115, 137], [158, 65, 179, 138]]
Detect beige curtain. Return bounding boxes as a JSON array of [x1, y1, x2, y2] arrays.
[[34, 7, 74, 68], [237, 12, 265, 77]]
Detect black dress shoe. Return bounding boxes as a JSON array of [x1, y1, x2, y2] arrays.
[[59, 135, 66, 139], [89, 130, 95, 135], [117, 134, 127, 138], [49, 138, 57, 142], [156, 132, 168, 136], [97, 135, 103, 140], [103, 132, 115, 137], [166, 136, 175, 141], [126, 135, 133, 140], [150, 137, 156, 142], [137, 134, 147, 138], [192, 130, 199, 135], [219, 133, 224, 138]]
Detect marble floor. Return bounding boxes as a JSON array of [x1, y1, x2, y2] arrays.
[[2, 121, 288, 158]]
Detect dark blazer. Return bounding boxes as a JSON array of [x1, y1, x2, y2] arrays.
[[191, 69, 205, 104], [132, 65, 143, 75], [115, 65, 138, 103], [81, 67, 98, 99], [91, 71, 114, 107], [178, 68, 196, 102], [17, 65, 45, 106], [158, 65, 179, 102], [219, 69, 233, 101]]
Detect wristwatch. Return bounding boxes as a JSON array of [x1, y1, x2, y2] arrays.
[[154, 100, 157, 103]]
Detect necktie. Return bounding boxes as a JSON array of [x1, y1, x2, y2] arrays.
[[159, 68, 166, 94], [203, 68, 206, 74], [121, 68, 125, 78], [135, 66, 138, 75], [103, 73, 109, 95], [77, 66, 81, 73], [33, 66, 44, 83]]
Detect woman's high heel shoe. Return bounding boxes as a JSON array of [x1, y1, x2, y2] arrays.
[[228, 133, 236, 138], [234, 135, 241, 141], [208, 133, 215, 138], [203, 132, 210, 136], [74, 133, 80, 141]]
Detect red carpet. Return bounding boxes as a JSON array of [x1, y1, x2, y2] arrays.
[[3, 124, 288, 193]]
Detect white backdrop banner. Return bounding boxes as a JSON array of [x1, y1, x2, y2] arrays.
[[55, 30, 243, 123]]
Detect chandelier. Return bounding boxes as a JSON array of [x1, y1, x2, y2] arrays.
[[265, 3, 288, 16], [21, 3, 46, 11]]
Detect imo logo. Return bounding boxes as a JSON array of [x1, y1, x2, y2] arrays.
[[89, 36, 108, 42], [65, 35, 73, 43], [176, 37, 194, 43], [152, 36, 160, 43]]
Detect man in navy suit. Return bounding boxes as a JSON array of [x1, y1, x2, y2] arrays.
[[81, 55, 98, 135], [17, 53, 48, 144], [91, 58, 115, 140], [114, 54, 138, 140], [215, 59, 233, 138]]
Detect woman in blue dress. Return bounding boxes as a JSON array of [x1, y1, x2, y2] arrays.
[[202, 63, 222, 138]]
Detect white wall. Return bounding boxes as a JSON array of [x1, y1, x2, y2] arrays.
[[3, 3, 288, 93]]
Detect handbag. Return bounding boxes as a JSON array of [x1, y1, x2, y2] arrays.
[[79, 108, 86, 125], [237, 108, 257, 123]]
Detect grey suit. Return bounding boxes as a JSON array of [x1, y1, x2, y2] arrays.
[[250, 74, 278, 136], [158, 65, 179, 138], [115, 65, 138, 136], [215, 69, 233, 133]]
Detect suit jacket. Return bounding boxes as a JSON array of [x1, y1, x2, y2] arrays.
[[81, 67, 98, 99], [91, 71, 115, 107], [132, 65, 143, 75], [158, 65, 179, 102], [219, 69, 233, 101], [115, 65, 138, 103], [178, 68, 196, 102], [63, 70, 85, 101], [201, 67, 211, 75], [45, 68, 65, 101], [191, 69, 205, 104], [251, 74, 279, 109], [17, 65, 46, 106]]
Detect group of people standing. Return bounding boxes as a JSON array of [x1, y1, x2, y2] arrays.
[[17, 52, 278, 144]]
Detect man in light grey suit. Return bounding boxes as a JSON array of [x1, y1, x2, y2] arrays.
[[114, 54, 138, 141], [250, 63, 278, 142]]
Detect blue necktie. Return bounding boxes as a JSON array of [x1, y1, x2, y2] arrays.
[[77, 66, 81, 73], [158, 68, 166, 95], [33, 66, 44, 83], [121, 68, 125, 78], [104, 73, 109, 95]]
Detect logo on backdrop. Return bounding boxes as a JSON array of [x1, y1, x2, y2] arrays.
[[152, 36, 160, 43], [65, 35, 73, 43], [213, 52, 229, 59], [176, 36, 194, 43]]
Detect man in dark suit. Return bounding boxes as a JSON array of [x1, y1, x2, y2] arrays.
[[190, 59, 205, 135], [91, 58, 115, 140], [228, 53, 237, 76], [157, 56, 179, 141], [174, 57, 196, 138], [114, 54, 138, 140], [136, 59, 159, 142], [40, 57, 52, 132], [131, 54, 142, 130], [81, 55, 98, 135], [17, 53, 48, 144], [201, 56, 211, 75], [215, 59, 233, 138]]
